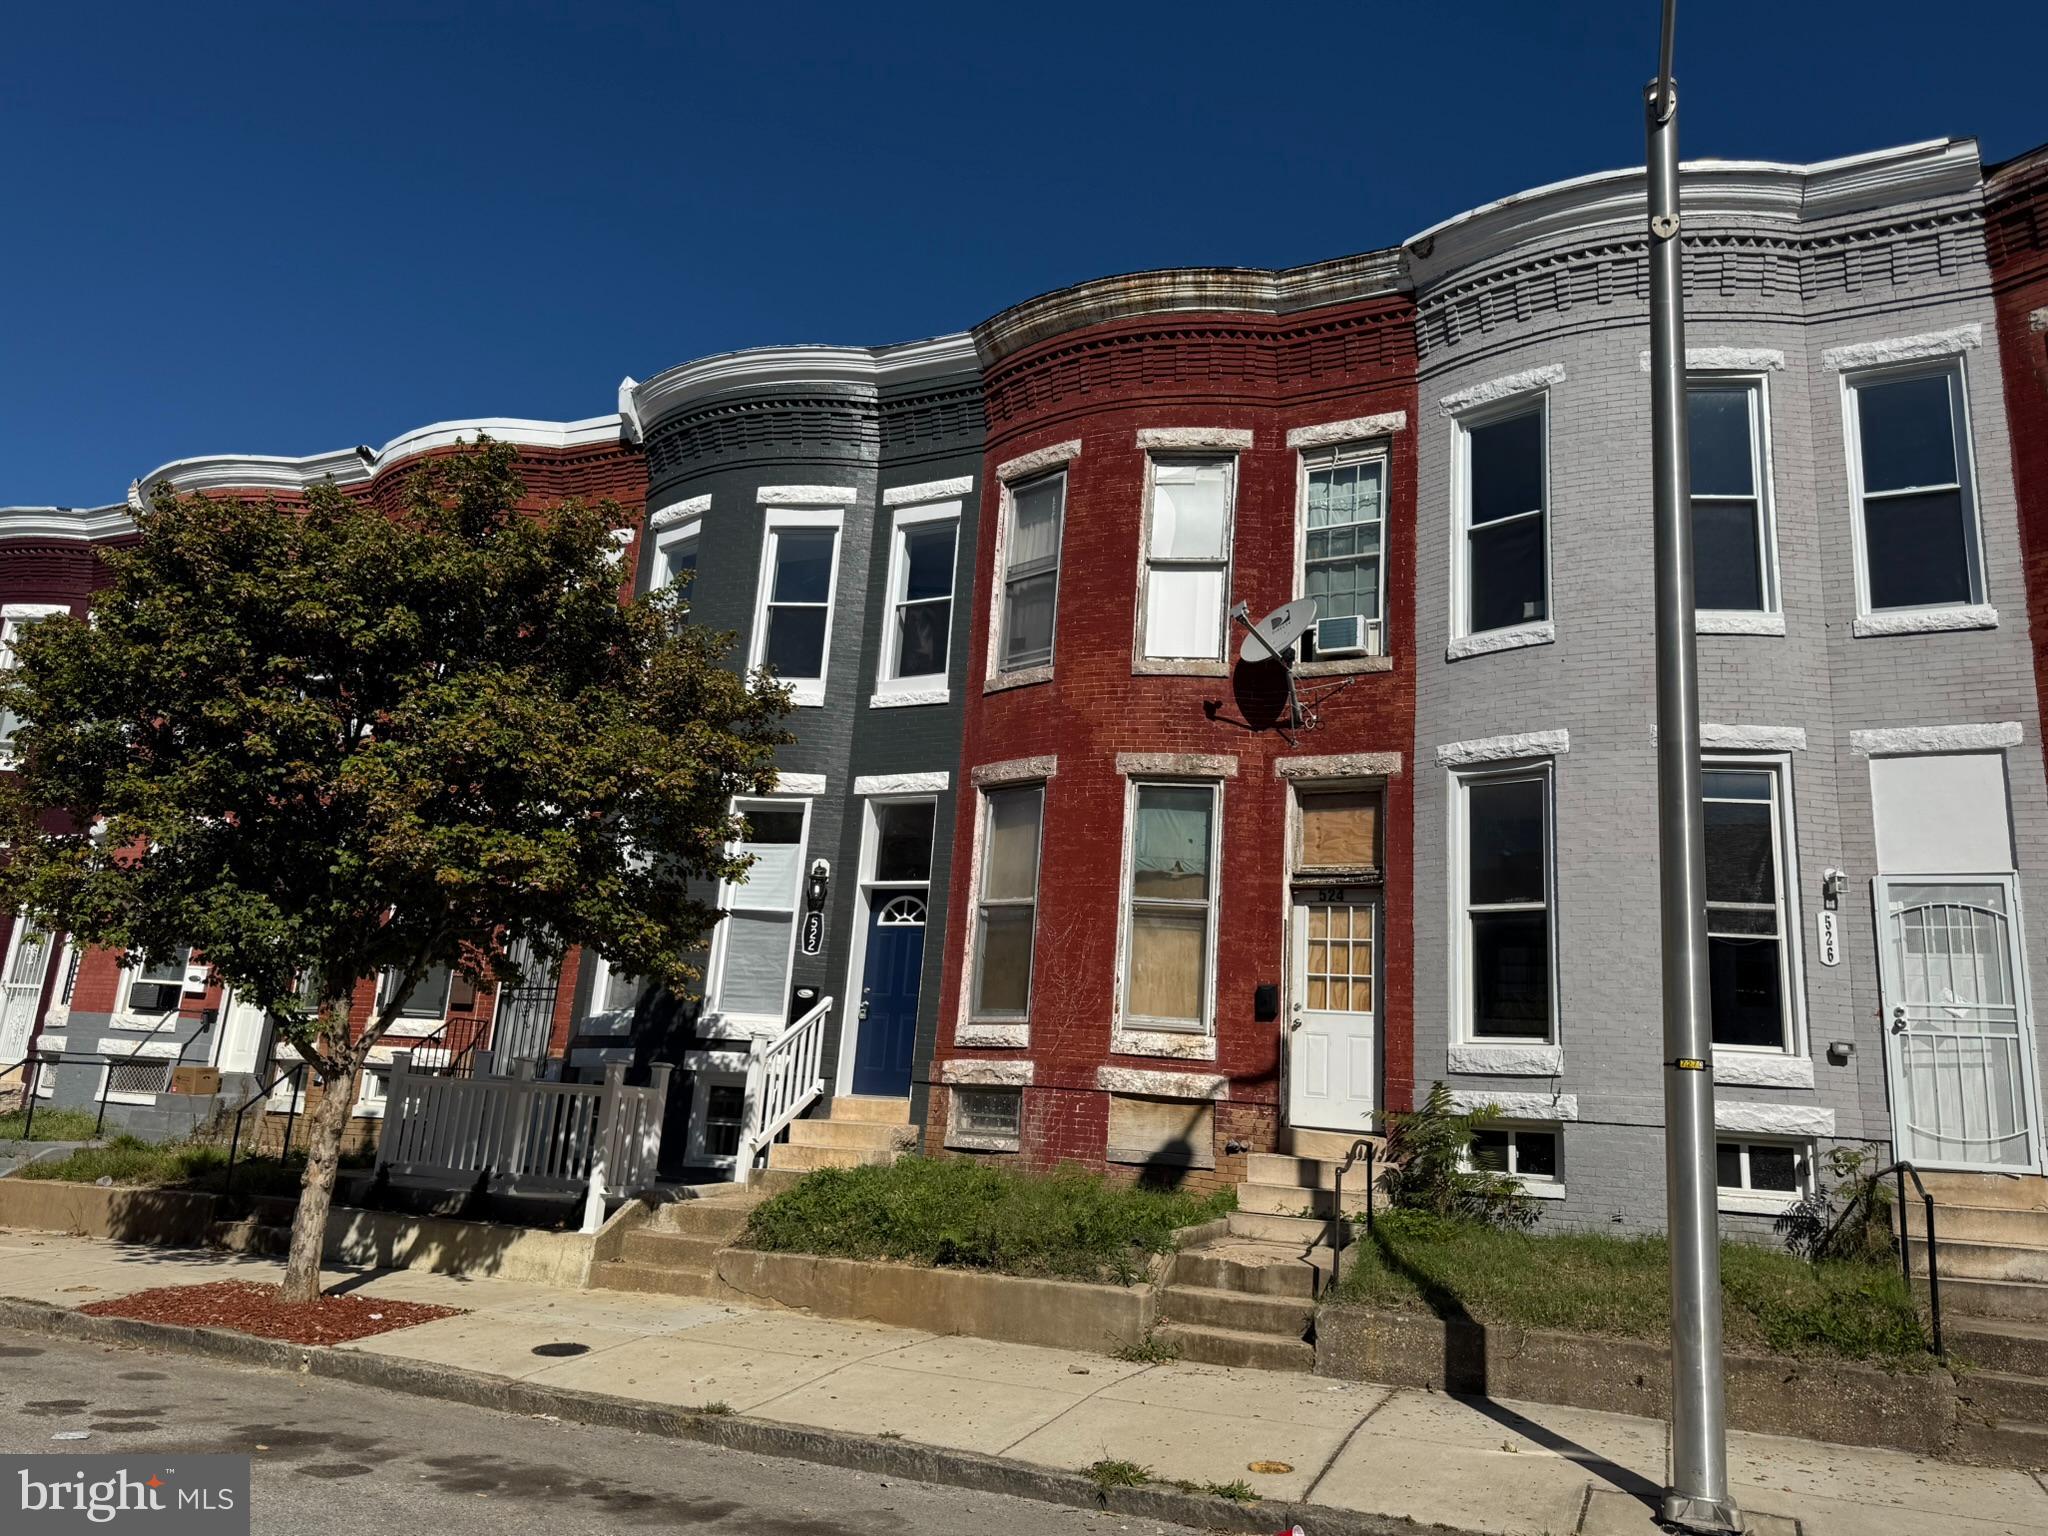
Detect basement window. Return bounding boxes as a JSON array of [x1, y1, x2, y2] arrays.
[[1715, 1138, 1810, 1214], [947, 1086, 1022, 1152], [1467, 1123, 1564, 1198]]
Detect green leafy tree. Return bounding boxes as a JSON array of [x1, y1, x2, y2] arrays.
[[0, 441, 791, 1299]]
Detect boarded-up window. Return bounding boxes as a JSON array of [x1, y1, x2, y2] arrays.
[[1106, 1094, 1216, 1169], [1298, 790, 1379, 873]]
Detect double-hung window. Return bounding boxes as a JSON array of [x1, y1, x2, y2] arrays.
[[585, 956, 642, 1035], [750, 513, 842, 706], [879, 505, 958, 696], [1139, 457, 1234, 663], [0, 604, 68, 758], [970, 785, 1044, 1021], [1846, 364, 1984, 617], [1300, 446, 1387, 659], [387, 964, 454, 1023], [1688, 379, 1777, 614], [1457, 402, 1548, 637], [1457, 770, 1553, 1041], [126, 949, 192, 1016], [1703, 764, 1796, 1053], [713, 799, 810, 1031], [997, 472, 1064, 675], [1121, 782, 1221, 1033], [652, 519, 701, 594]]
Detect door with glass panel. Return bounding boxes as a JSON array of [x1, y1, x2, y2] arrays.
[[0, 920, 53, 1065], [852, 799, 935, 1097], [1288, 890, 1377, 1131], [1878, 876, 2041, 1172]]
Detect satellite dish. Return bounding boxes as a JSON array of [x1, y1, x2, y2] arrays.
[[1237, 598, 1318, 666]]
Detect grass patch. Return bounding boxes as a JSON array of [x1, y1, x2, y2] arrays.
[[0, 1106, 101, 1142], [742, 1157, 1234, 1285], [1085, 1458, 1152, 1492], [1328, 1210, 1931, 1365], [11, 1136, 323, 1201]]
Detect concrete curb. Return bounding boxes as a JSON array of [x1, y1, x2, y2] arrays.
[[0, 1296, 1456, 1536]]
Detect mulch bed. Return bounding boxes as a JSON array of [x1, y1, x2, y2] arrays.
[[78, 1281, 464, 1346]]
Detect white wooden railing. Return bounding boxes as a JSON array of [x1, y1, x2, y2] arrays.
[[733, 994, 830, 1186], [379, 1052, 672, 1232]]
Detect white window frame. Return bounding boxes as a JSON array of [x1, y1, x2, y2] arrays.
[[1295, 442, 1390, 662], [1114, 778, 1225, 1037], [1841, 359, 1987, 624], [988, 470, 1066, 687], [1716, 1136, 1813, 1215], [705, 794, 813, 1038], [673, 1048, 750, 1169], [650, 518, 702, 594], [1463, 1120, 1566, 1200], [1134, 454, 1236, 671], [111, 947, 196, 1034], [1688, 373, 1781, 621], [1449, 762, 1559, 1048], [583, 954, 641, 1038], [0, 602, 71, 763], [1449, 392, 1551, 646], [958, 781, 1045, 1042], [875, 501, 960, 702], [378, 963, 454, 1039], [1702, 753, 1807, 1063], [747, 509, 844, 708]]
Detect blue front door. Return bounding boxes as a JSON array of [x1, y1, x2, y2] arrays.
[[853, 894, 925, 1097]]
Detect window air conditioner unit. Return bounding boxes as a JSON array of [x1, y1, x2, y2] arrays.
[[1313, 614, 1375, 658]]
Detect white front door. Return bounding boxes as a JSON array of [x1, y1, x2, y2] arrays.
[[213, 992, 270, 1076], [0, 920, 54, 1065], [1288, 889, 1377, 1132], [1878, 875, 2041, 1172]]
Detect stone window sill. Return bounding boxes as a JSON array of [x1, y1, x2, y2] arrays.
[[985, 665, 1053, 694], [1447, 622, 1554, 662], [870, 686, 949, 709], [1718, 1190, 1801, 1216], [1852, 604, 1997, 638], [1712, 1052, 1815, 1089], [1296, 654, 1395, 677], [1697, 611, 1786, 637], [1448, 1042, 1563, 1076]]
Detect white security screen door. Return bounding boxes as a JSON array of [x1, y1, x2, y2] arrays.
[[1288, 891, 1377, 1132], [1878, 877, 2040, 1171], [0, 921, 53, 1064]]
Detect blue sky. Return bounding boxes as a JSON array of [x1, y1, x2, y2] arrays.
[[5, 1, 2044, 506]]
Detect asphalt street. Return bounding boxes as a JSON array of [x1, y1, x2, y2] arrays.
[[0, 1328, 1214, 1536]]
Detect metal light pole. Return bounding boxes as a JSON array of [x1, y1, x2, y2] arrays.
[[1646, 4, 1741, 1531]]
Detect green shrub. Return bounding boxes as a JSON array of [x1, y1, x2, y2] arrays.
[[1329, 1207, 1930, 1365], [1776, 1144, 1896, 1264], [742, 1157, 1233, 1285], [1378, 1081, 1536, 1230]]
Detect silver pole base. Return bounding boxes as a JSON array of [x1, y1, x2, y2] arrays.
[[1660, 1491, 1744, 1533]]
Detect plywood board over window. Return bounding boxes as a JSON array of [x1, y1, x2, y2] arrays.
[[1298, 789, 1380, 874], [1107, 1094, 1216, 1169]]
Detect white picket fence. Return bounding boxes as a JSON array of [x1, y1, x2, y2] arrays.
[[732, 994, 831, 1185], [378, 1052, 671, 1232]]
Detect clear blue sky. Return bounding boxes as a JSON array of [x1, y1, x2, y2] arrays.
[[5, 1, 2044, 507]]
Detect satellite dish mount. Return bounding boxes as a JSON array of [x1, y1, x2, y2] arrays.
[[1233, 598, 1316, 740]]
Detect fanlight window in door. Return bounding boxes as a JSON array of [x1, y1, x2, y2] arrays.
[[1303, 903, 1373, 1014], [1890, 882, 2031, 1168], [877, 894, 927, 927]]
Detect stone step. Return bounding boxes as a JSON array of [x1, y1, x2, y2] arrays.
[[1245, 1152, 1389, 1192], [1953, 1319, 2048, 1376], [1911, 1238, 2048, 1284], [1282, 1127, 1383, 1162], [1238, 1179, 1375, 1218], [1226, 1207, 1351, 1249], [1161, 1284, 1314, 1336], [785, 1117, 919, 1152], [1919, 1173, 2048, 1212], [828, 1095, 912, 1125], [1927, 1276, 2048, 1324], [1900, 1202, 2048, 1248], [588, 1259, 719, 1298], [651, 1198, 757, 1240], [765, 1141, 902, 1173], [619, 1229, 725, 1269], [1959, 1368, 2048, 1426], [1952, 1418, 2048, 1470], [1156, 1322, 1315, 1373], [1171, 1243, 1328, 1298]]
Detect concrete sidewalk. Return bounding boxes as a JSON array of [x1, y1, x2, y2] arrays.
[[2, 1230, 2043, 1536]]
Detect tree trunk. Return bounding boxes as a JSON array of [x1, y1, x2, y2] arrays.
[[277, 1054, 360, 1303]]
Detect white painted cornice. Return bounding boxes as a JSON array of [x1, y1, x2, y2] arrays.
[[134, 416, 625, 504], [0, 504, 136, 543], [1406, 138, 1981, 290], [623, 334, 979, 442]]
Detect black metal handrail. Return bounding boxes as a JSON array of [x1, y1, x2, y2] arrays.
[[221, 1058, 310, 1200], [1820, 1158, 1944, 1358], [3, 1047, 205, 1140], [91, 1021, 207, 1136], [1326, 1138, 1378, 1294]]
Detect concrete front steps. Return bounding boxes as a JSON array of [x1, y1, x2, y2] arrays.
[[765, 1095, 918, 1174], [1902, 1173, 2048, 1323], [586, 1186, 779, 1298], [1156, 1223, 1332, 1372]]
